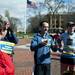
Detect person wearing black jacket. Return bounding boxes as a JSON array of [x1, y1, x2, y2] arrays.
[[3, 21, 18, 44]]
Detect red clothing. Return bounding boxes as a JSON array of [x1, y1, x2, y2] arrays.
[[53, 34, 60, 40], [0, 51, 14, 75], [53, 34, 61, 48]]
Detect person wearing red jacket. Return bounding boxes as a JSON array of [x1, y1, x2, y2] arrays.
[[0, 25, 17, 75]]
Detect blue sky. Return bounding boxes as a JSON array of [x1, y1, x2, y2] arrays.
[[0, 0, 25, 18], [0, 0, 25, 31], [0, 0, 44, 22]]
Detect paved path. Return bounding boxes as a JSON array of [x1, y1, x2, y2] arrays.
[[14, 48, 60, 75], [16, 43, 30, 50]]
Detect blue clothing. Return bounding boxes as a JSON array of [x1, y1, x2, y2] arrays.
[[60, 32, 69, 46], [30, 32, 54, 64], [60, 32, 75, 63], [61, 32, 75, 51], [61, 54, 75, 59]]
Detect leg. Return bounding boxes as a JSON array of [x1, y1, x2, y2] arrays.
[[69, 65, 74, 71], [61, 63, 68, 75], [69, 57, 75, 71], [34, 64, 44, 75], [44, 64, 50, 75]]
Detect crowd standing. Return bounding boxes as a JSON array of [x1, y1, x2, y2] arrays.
[[30, 21, 75, 75], [0, 16, 75, 75], [60, 22, 75, 75]]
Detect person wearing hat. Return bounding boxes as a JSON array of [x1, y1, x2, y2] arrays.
[[60, 21, 75, 75]]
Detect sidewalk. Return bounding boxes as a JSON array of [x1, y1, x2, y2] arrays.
[[14, 48, 34, 75]]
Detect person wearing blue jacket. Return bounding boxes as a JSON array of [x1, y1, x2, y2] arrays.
[[30, 21, 58, 75]]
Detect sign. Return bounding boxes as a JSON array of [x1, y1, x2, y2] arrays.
[[0, 41, 15, 54]]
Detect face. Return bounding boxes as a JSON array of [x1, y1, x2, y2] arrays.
[[0, 27, 7, 39], [41, 22, 49, 33], [67, 26, 72, 33], [72, 26, 75, 32], [68, 26, 75, 33], [5, 22, 10, 29], [2, 30, 7, 37]]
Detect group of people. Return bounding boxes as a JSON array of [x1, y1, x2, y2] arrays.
[[0, 19, 75, 75], [0, 20, 18, 75], [30, 21, 75, 75]]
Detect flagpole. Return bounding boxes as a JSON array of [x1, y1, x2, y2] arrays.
[[25, 0, 27, 34]]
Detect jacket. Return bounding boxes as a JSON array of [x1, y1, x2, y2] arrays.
[[30, 32, 55, 64]]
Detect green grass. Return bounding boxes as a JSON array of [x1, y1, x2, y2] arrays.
[[16, 32, 34, 38]]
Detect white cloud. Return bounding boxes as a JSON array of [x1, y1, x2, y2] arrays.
[[0, 0, 26, 32], [0, 0, 25, 17]]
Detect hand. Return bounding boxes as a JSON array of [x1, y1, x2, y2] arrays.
[[42, 39, 48, 45]]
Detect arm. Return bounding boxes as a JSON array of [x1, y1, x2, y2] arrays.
[[5, 32, 18, 44], [60, 40, 64, 51], [11, 33, 18, 44], [30, 37, 38, 51], [6, 28, 18, 44]]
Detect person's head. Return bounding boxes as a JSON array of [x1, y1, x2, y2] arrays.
[[39, 21, 49, 34], [0, 26, 7, 37], [66, 21, 75, 33], [3, 21, 13, 33], [3, 21, 11, 29]]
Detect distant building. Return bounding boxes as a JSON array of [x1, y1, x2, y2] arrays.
[[46, 12, 75, 33]]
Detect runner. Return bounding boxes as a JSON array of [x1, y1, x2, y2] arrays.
[[0, 26, 16, 75], [60, 22, 75, 75]]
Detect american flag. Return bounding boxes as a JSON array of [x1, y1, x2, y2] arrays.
[[27, 0, 37, 8]]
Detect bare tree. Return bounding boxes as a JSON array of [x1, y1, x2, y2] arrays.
[[44, 0, 65, 14], [44, 0, 65, 32], [5, 10, 22, 32], [10, 17, 22, 32]]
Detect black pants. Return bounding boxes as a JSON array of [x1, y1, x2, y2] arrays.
[[34, 64, 50, 75]]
